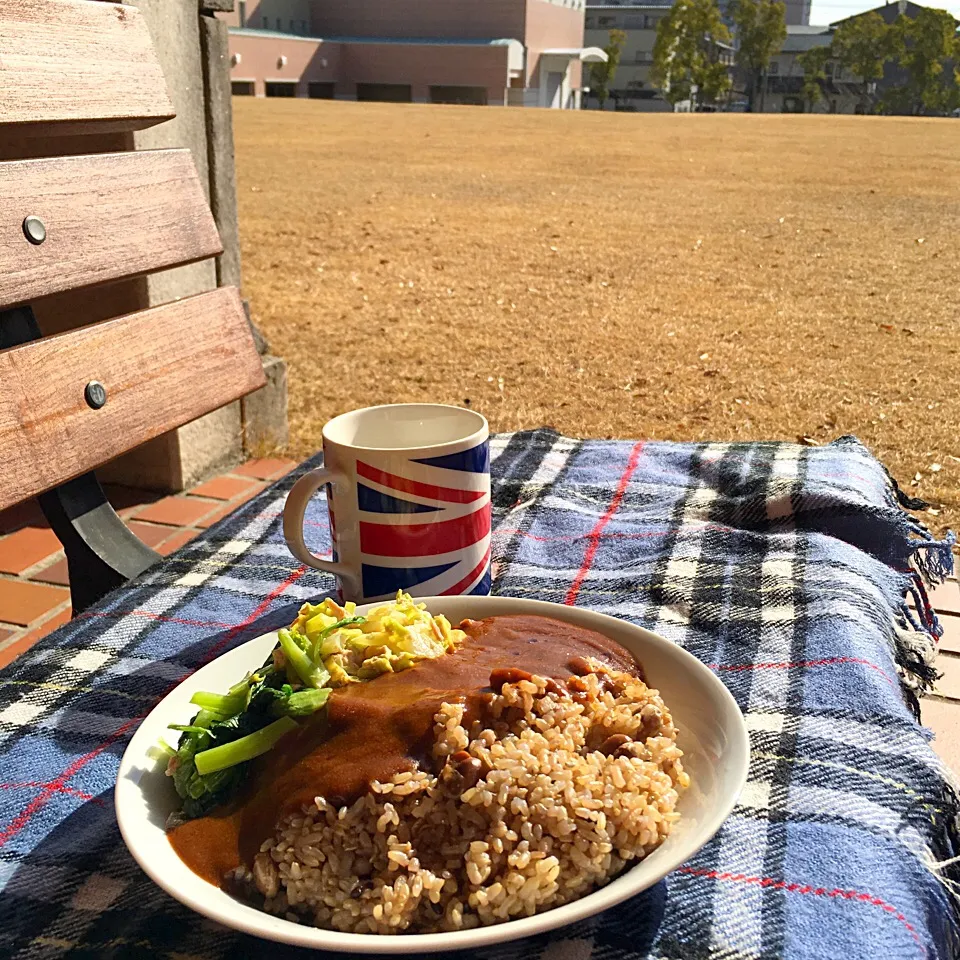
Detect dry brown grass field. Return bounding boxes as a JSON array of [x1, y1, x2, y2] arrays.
[[233, 99, 959, 535]]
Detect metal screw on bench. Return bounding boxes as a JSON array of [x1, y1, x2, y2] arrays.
[[84, 380, 107, 410], [22, 215, 46, 245]]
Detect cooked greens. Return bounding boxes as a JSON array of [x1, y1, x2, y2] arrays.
[[164, 593, 465, 820]]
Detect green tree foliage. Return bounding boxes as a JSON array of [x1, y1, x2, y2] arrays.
[[730, 0, 787, 111], [589, 29, 627, 110], [831, 12, 894, 113], [652, 0, 733, 110], [888, 8, 960, 115], [796, 46, 830, 111]]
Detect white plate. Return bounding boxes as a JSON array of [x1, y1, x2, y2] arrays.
[[116, 595, 749, 954]]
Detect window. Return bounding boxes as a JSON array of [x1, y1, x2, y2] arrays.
[[301, 20, 308, 33], [634, 50, 650, 63], [768, 61, 779, 75], [265, 81, 298, 97], [231, 80, 255, 96], [262, 15, 269, 28], [824, 61, 834, 77], [276, 17, 282, 30], [238, 0, 246, 28], [308, 82, 336, 99], [644, 15, 659, 28], [289, 19, 295, 32], [598, 16, 617, 26], [625, 15, 644, 28], [585, 16, 595, 28]]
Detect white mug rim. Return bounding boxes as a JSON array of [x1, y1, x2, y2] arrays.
[[321, 403, 488, 453]]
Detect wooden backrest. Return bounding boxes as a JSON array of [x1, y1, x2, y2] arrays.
[[0, 0, 174, 137], [0, 0, 265, 513]]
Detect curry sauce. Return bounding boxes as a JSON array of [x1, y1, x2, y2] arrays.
[[167, 615, 640, 886]]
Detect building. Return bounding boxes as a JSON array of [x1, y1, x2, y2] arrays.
[[761, 2, 951, 114], [784, 0, 812, 27], [762, 25, 862, 113], [583, 3, 735, 111], [224, 0, 606, 108], [588, 0, 810, 26]]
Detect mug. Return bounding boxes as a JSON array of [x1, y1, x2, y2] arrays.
[[283, 404, 491, 602]]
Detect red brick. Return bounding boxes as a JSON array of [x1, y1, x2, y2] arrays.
[[195, 502, 241, 530], [0, 526, 62, 575], [127, 520, 175, 549], [31, 557, 69, 587], [156, 529, 198, 557], [134, 497, 218, 528], [189, 475, 263, 501], [0, 607, 71, 670], [0, 580, 70, 626], [233, 458, 298, 481], [102, 483, 162, 513]]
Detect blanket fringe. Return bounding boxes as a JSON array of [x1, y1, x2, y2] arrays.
[[878, 454, 960, 954]]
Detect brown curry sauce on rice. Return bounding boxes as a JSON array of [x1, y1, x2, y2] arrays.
[[168, 614, 689, 933]]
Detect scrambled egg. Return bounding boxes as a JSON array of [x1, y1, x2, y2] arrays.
[[286, 591, 465, 686]]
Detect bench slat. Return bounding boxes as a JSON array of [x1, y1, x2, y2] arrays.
[[0, 150, 222, 309], [0, 0, 174, 137], [0, 287, 265, 511]]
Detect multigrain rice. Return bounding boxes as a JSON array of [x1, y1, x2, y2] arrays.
[[244, 661, 688, 934]]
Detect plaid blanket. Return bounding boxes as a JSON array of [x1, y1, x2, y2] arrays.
[[0, 431, 956, 960]]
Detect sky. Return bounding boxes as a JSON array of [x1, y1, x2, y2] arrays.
[[808, 0, 960, 24]]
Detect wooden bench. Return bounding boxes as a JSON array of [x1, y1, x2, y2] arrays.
[[0, 0, 265, 612]]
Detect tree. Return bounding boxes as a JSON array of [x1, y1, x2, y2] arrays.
[[796, 46, 830, 112], [589, 29, 627, 110], [888, 8, 960, 115], [831, 11, 894, 114], [651, 0, 733, 110], [730, 0, 787, 112]]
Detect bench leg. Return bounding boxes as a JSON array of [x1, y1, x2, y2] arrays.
[[38, 476, 161, 614]]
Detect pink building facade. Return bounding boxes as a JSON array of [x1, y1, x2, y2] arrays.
[[224, 0, 604, 108]]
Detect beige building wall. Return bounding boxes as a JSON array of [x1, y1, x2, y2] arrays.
[[342, 44, 511, 103], [229, 33, 339, 95], [526, 0, 587, 88], [310, 0, 526, 40], [224, 0, 311, 32], [230, 35, 510, 102], [227, 0, 588, 108]]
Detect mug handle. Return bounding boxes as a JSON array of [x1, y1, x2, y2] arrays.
[[283, 467, 350, 577]]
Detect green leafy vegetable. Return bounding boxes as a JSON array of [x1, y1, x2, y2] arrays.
[[275, 686, 331, 717], [194, 717, 298, 775], [278, 628, 330, 689], [162, 593, 462, 822]]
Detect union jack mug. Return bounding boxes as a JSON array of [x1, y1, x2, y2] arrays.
[[282, 404, 491, 602]]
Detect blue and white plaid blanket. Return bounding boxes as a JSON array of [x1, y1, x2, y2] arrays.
[[0, 431, 957, 960]]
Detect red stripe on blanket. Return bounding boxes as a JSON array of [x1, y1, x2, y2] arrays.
[[564, 441, 645, 606], [710, 655, 894, 686], [0, 565, 307, 850], [678, 866, 925, 957]]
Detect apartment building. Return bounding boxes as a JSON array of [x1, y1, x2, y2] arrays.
[[589, 0, 810, 26], [583, 3, 734, 111], [225, 0, 606, 108], [763, 25, 862, 113]]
